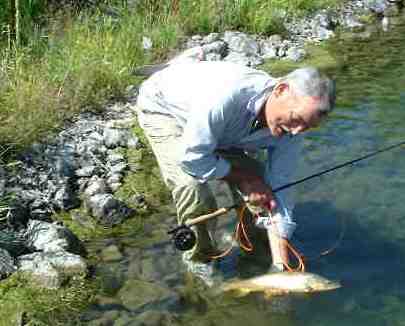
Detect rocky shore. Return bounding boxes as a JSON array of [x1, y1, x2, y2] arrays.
[[0, 0, 403, 298]]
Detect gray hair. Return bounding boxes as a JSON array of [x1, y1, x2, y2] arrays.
[[279, 67, 336, 115]]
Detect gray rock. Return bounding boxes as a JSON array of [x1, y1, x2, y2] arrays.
[[26, 220, 84, 254], [53, 183, 79, 211], [202, 32, 220, 44], [286, 47, 306, 62], [223, 52, 264, 67], [18, 251, 87, 289], [85, 193, 134, 225], [202, 41, 227, 56], [142, 36, 153, 50], [76, 166, 97, 177], [169, 46, 205, 64], [223, 31, 259, 55], [0, 248, 16, 278], [365, 0, 387, 13], [84, 177, 108, 198], [109, 182, 122, 192], [110, 162, 127, 175], [0, 166, 6, 196], [260, 39, 279, 59], [107, 153, 125, 165], [107, 173, 122, 185], [103, 128, 131, 149], [205, 53, 222, 61], [127, 136, 140, 148], [342, 14, 365, 29], [312, 25, 335, 41]]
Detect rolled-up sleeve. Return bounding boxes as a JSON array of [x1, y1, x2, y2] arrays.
[[265, 135, 303, 239], [179, 97, 232, 182]]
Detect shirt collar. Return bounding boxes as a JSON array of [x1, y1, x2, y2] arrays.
[[246, 78, 277, 117]]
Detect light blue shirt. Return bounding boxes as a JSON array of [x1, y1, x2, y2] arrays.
[[137, 61, 301, 238]]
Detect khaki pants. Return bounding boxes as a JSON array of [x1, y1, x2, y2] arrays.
[[137, 109, 267, 261]]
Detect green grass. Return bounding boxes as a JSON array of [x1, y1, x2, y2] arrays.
[[0, 273, 99, 326], [0, 0, 344, 161]]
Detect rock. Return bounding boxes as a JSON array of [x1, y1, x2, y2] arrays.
[[0, 248, 16, 278], [205, 53, 223, 61], [84, 176, 108, 198], [26, 220, 85, 255], [202, 33, 220, 44], [260, 40, 279, 59], [132, 310, 179, 326], [118, 279, 174, 310], [110, 162, 127, 175], [107, 173, 122, 185], [223, 52, 264, 67], [223, 31, 259, 56], [103, 128, 132, 149], [0, 166, 6, 197], [285, 47, 306, 62], [312, 25, 335, 41], [127, 136, 140, 148], [85, 193, 134, 226], [169, 46, 205, 64], [76, 166, 98, 177], [142, 36, 153, 50], [101, 245, 123, 262], [365, 0, 387, 13], [53, 182, 79, 211], [6, 202, 30, 229], [107, 152, 125, 165], [18, 251, 87, 289], [342, 14, 365, 30], [202, 41, 227, 56]]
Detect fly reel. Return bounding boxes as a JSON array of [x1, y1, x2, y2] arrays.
[[167, 225, 196, 251]]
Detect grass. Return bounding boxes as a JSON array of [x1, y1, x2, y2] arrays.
[[0, 273, 99, 326], [0, 0, 343, 161]]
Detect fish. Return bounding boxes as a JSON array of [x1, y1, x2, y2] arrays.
[[221, 272, 341, 297]]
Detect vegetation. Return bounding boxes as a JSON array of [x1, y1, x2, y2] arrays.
[[0, 0, 341, 161]]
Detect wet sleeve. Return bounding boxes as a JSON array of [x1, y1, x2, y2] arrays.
[[179, 96, 233, 182], [265, 135, 303, 239]]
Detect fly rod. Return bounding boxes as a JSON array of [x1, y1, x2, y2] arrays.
[[168, 140, 405, 250]]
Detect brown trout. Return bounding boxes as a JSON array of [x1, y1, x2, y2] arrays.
[[221, 272, 341, 297]]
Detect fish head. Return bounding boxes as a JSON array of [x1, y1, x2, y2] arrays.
[[301, 273, 341, 292]]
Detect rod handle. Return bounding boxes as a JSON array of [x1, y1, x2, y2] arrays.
[[184, 205, 236, 227]]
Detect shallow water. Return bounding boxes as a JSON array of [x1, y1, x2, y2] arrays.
[[81, 15, 405, 326]]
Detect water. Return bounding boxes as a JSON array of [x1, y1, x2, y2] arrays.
[[81, 15, 405, 326]]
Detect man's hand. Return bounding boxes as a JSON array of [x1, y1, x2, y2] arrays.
[[238, 176, 277, 211], [222, 167, 276, 211]]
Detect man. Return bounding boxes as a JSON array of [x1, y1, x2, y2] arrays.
[[136, 61, 335, 284]]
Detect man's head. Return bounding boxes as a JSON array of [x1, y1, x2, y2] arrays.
[[263, 67, 336, 137]]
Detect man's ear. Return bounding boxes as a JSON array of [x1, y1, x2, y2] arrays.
[[273, 82, 289, 97]]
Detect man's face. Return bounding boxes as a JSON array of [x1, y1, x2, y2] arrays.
[[264, 83, 323, 138]]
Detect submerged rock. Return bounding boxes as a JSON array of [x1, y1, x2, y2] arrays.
[[118, 279, 175, 310]]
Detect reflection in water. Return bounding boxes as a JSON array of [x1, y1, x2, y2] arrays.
[[81, 16, 405, 326]]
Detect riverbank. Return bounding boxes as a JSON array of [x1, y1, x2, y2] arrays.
[[0, 0, 404, 324]]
